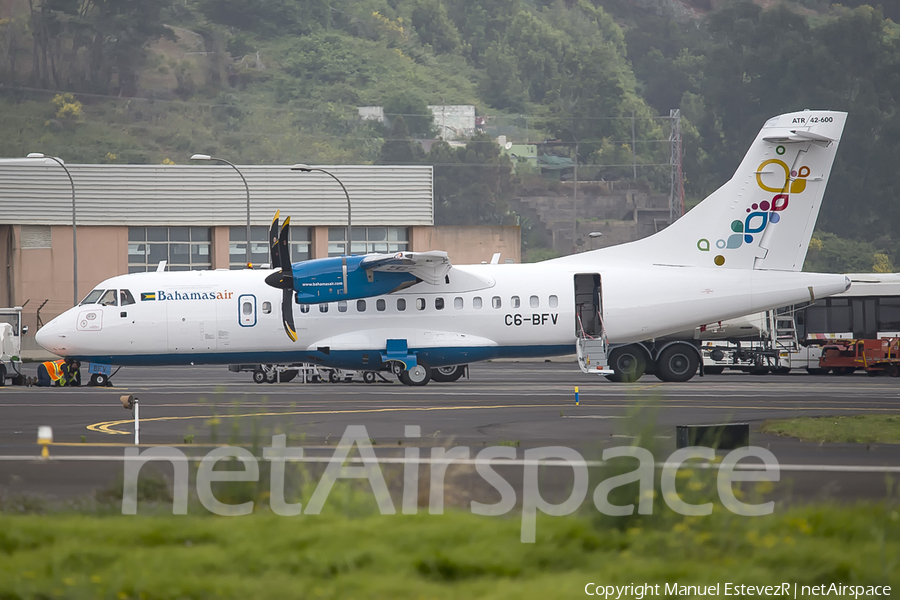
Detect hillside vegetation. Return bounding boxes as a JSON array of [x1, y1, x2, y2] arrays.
[[1, 0, 899, 269]]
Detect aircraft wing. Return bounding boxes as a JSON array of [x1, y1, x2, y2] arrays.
[[360, 251, 451, 285]]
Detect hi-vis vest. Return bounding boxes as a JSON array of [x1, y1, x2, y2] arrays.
[[42, 360, 65, 381]]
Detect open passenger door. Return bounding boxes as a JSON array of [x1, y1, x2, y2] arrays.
[[574, 273, 613, 375]]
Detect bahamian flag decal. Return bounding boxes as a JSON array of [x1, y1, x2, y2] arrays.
[[141, 292, 156, 301]]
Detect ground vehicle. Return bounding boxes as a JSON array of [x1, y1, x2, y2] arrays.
[[818, 338, 900, 376], [0, 307, 27, 386], [228, 363, 467, 384], [700, 273, 900, 375]]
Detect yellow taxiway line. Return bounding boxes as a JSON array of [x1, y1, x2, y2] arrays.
[[87, 402, 900, 434]]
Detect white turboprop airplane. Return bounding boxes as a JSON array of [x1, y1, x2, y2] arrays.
[[36, 109, 851, 385]]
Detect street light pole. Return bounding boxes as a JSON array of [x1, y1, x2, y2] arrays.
[[191, 154, 251, 267], [26, 153, 77, 305], [290, 165, 352, 256]]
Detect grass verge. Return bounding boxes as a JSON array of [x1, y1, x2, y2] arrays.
[[760, 415, 900, 444], [0, 505, 898, 599]]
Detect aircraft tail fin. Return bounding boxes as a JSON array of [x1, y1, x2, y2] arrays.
[[601, 110, 847, 271]]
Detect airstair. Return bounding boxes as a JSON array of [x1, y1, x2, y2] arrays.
[[576, 314, 614, 375]]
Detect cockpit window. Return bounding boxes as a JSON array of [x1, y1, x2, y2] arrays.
[[80, 289, 104, 305], [99, 290, 118, 306], [120, 290, 136, 306]]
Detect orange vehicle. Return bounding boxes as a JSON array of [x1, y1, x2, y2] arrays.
[[818, 337, 900, 376]]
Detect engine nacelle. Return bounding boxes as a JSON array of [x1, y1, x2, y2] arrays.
[[291, 255, 418, 304]]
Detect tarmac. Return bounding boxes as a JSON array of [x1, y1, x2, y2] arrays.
[[1, 361, 898, 505]]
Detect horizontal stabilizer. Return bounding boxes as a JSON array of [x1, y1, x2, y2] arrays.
[[360, 251, 452, 285]]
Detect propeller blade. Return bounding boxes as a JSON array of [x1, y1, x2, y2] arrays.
[[269, 210, 281, 269], [282, 287, 297, 342], [278, 216, 291, 271]]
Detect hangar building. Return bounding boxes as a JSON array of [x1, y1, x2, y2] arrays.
[[0, 160, 519, 350]]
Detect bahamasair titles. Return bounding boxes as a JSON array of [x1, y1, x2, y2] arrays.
[[36, 110, 851, 385]]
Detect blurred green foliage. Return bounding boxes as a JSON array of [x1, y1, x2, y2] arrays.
[[3, 0, 900, 254]]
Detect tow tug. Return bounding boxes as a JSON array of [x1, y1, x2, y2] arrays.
[[818, 338, 900, 376]]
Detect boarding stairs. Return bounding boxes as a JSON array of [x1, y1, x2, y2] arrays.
[[576, 312, 614, 375]]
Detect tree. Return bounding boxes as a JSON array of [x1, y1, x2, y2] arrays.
[[379, 115, 418, 164], [383, 90, 435, 138]]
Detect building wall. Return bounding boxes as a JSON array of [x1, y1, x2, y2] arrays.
[[410, 226, 520, 265], [0, 162, 434, 227], [9, 225, 127, 348]]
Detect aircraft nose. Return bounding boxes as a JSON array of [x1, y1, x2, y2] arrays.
[[35, 320, 59, 352]]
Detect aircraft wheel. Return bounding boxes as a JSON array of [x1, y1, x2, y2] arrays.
[[279, 370, 298, 383], [265, 369, 278, 383], [90, 373, 109, 387], [655, 345, 699, 382], [390, 362, 405, 376], [605, 346, 646, 383], [431, 365, 465, 382], [399, 365, 431, 386], [252, 369, 266, 384], [328, 370, 340, 384], [806, 367, 830, 375], [363, 371, 376, 384]]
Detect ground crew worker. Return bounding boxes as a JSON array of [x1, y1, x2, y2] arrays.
[[35, 358, 81, 387]]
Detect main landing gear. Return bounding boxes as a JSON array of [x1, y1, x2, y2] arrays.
[[605, 342, 701, 383], [389, 363, 468, 386]]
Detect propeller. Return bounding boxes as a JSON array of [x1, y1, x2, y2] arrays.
[[264, 215, 297, 342], [269, 210, 281, 270]]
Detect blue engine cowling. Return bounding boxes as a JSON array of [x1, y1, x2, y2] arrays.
[[292, 256, 418, 304]]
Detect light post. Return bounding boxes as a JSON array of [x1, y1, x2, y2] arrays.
[[589, 231, 603, 251], [191, 154, 252, 267], [26, 153, 77, 305], [290, 165, 352, 256]]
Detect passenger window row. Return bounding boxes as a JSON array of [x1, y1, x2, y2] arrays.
[[295, 294, 559, 313]]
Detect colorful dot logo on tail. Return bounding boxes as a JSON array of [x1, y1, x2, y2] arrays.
[[698, 157, 811, 266]]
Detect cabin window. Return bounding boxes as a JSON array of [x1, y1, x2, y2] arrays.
[[492, 296, 501, 309], [80, 289, 105, 305], [397, 298, 406, 311], [262, 301, 272, 314], [473, 297, 483, 309], [338, 301, 348, 313], [377, 299, 386, 311], [242, 301, 253, 315], [549, 295, 559, 308], [319, 303, 328, 313], [300, 304, 310, 314], [99, 290, 118, 307], [416, 298, 426, 311], [511, 296, 520, 308], [435, 298, 445, 310], [120, 290, 136, 306], [357, 299, 367, 312], [530, 295, 539, 308], [454, 297, 463, 309]]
